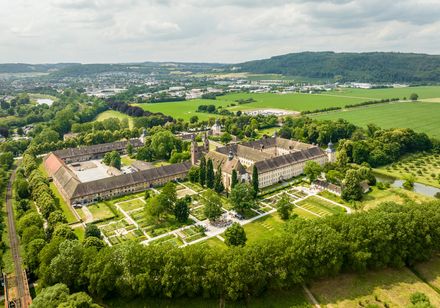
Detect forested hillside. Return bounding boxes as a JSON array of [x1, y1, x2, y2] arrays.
[[236, 52, 440, 83]]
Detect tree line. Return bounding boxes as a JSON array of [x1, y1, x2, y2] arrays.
[[24, 199, 440, 302]]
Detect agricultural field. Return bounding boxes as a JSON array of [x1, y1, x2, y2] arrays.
[[325, 86, 440, 100], [375, 152, 440, 188], [312, 101, 440, 139], [95, 110, 134, 128], [309, 267, 440, 307], [135, 92, 363, 121]]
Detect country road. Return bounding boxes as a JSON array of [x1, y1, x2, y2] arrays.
[[5, 168, 32, 307]]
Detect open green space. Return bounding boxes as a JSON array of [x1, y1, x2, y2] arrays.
[[360, 187, 433, 211], [95, 110, 134, 128], [296, 196, 345, 216], [413, 255, 440, 292], [310, 267, 440, 307], [135, 92, 364, 121], [325, 86, 440, 100], [375, 152, 440, 188], [86, 202, 116, 222], [102, 286, 311, 308], [312, 101, 440, 139], [242, 213, 285, 243]]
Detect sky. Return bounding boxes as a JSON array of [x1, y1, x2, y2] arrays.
[[0, 0, 439, 64]]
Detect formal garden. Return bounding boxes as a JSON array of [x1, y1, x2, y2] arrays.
[[71, 180, 349, 248]]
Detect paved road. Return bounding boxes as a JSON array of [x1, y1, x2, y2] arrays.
[[5, 168, 31, 307]]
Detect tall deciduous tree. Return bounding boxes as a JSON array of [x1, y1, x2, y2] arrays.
[[276, 193, 292, 220], [304, 160, 322, 182], [224, 223, 247, 247], [203, 190, 223, 222], [342, 169, 363, 201], [206, 159, 215, 189], [230, 183, 255, 215], [174, 198, 190, 223]]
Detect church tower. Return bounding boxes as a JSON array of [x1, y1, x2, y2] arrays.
[[326, 140, 336, 163], [203, 132, 210, 152], [191, 134, 199, 165]]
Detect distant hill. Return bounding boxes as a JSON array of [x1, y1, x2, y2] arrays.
[[235, 52, 440, 83]]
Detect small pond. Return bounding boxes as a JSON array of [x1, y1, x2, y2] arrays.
[[374, 173, 440, 198]]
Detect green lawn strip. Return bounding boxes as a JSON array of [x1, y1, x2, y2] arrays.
[[292, 207, 320, 220], [310, 267, 440, 307], [197, 236, 227, 250], [242, 213, 285, 243], [49, 182, 78, 223], [297, 196, 345, 215], [73, 225, 85, 241]]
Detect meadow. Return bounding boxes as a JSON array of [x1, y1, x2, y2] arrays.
[[95, 110, 134, 128], [309, 267, 440, 307], [312, 101, 440, 139]]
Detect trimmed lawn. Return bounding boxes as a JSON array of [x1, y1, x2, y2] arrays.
[[73, 226, 85, 241], [292, 207, 320, 219], [242, 213, 285, 243], [310, 267, 440, 307], [199, 236, 227, 250], [296, 196, 345, 216], [87, 203, 116, 221]]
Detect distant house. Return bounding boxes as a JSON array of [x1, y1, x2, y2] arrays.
[[313, 180, 342, 196]]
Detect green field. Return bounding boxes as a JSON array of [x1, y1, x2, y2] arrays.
[[325, 86, 440, 100], [312, 102, 440, 139], [135, 92, 364, 121], [310, 267, 440, 307], [95, 110, 134, 128], [134, 86, 440, 122]]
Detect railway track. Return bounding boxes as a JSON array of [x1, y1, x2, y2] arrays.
[[4, 169, 32, 307]]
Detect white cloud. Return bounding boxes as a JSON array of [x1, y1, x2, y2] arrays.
[[0, 0, 438, 63]]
